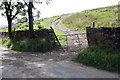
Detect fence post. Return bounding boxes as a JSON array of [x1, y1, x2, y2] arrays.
[[93, 22, 95, 28], [50, 26, 64, 51]]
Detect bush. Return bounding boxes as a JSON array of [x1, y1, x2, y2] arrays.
[[72, 45, 120, 72], [1, 38, 53, 52]]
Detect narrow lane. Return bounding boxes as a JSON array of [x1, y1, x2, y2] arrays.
[[0, 46, 119, 78]]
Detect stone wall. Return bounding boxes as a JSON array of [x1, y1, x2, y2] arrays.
[[86, 27, 120, 48], [0, 29, 53, 39], [0, 29, 59, 48]]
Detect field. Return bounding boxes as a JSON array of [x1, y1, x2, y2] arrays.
[[62, 5, 118, 31]]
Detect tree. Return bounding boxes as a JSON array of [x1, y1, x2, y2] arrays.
[[23, 0, 36, 33], [0, 0, 26, 38], [23, 0, 52, 33], [28, 1, 34, 32]]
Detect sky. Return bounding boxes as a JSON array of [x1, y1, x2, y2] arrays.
[[0, 0, 120, 26]]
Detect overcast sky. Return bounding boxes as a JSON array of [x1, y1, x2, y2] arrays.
[[0, 0, 120, 26]]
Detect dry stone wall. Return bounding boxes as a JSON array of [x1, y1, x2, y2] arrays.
[[0, 29, 59, 48], [86, 27, 120, 48]]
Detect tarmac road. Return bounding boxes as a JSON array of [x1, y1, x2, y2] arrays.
[[0, 46, 119, 78]]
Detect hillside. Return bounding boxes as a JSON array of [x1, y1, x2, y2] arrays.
[[62, 5, 118, 31], [0, 5, 118, 32]]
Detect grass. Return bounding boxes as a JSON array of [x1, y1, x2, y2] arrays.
[[0, 37, 53, 52], [62, 5, 118, 31], [34, 15, 65, 36], [72, 45, 120, 72], [57, 35, 67, 46]]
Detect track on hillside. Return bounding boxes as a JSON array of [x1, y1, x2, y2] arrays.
[[48, 15, 88, 52]]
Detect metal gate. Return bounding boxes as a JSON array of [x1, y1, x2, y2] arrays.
[[57, 34, 82, 52]]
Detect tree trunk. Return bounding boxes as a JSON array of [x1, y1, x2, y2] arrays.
[[7, 11, 13, 39], [5, 2, 13, 39], [28, 2, 34, 32], [8, 19, 12, 39]]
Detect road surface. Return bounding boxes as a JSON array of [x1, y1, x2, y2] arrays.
[[0, 46, 119, 78]]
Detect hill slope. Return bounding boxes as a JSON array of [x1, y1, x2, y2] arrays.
[[62, 5, 118, 31], [0, 5, 118, 32]]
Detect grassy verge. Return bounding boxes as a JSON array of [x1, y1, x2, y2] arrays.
[[0, 37, 53, 52], [72, 45, 119, 72]]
